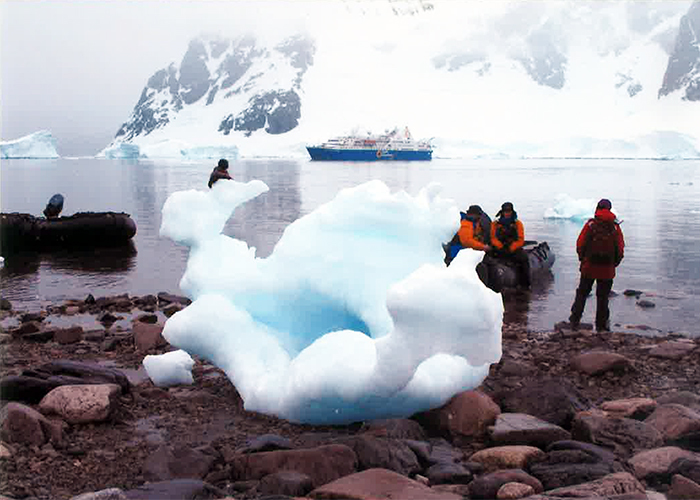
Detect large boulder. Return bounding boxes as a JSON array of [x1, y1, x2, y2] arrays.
[[308, 468, 462, 500], [0, 402, 64, 446], [227, 444, 357, 488], [1, 360, 130, 404], [489, 413, 571, 449], [39, 384, 121, 424], [468, 469, 543, 499], [333, 435, 421, 476], [645, 404, 700, 448], [571, 410, 664, 458], [495, 378, 591, 429], [414, 390, 501, 439]]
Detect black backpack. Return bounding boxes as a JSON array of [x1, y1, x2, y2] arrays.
[[584, 220, 620, 265]]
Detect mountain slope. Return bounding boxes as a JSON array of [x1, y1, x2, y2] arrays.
[[105, 0, 700, 159]]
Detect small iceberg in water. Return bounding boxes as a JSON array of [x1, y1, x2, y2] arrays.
[[0, 130, 60, 159]]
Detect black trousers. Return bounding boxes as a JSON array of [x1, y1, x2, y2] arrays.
[[498, 247, 530, 287], [569, 276, 613, 330]]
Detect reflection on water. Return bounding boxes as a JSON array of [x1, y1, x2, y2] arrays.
[[1, 157, 699, 335]]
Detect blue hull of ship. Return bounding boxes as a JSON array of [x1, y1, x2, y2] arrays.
[[307, 147, 432, 161]]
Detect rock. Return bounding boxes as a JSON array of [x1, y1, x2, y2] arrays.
[[238, 433, 294, 453], [498, 359, 535, 377], [637, 299, 656, 308], [121, 479, 225, 500], [426, 438, 466, 465], [571, 351, 632, 375], [601, 398, 658, 419], [628, 446, 699, 481], [468, 469, 543, 499], [542, 471, 645, 498], [489, 413, 571, 449], [571, 410, 664, 458], [495, 378, 591, 429], [531, 461, 620, 491], [649, 341, 697, 360], [142, 444, 217, 481], [228, 444, 357, 488], [668, 457, 700, 483], [469, 445, 546, 473], [69, 488, 128, 500], [136, 313, 158, 324], [403, 439, 432, 465], [546, 440, 618, 463], [20, 312, 45, 323], [497, 482, 536, 500], [333, 435, 421, 476], [83, 329, 106, 342], [162, 303, 183, 318], [624, 289, 643, 297], [258, 470, 313, 497], [157, 292, 191, 306], [0, 442, 12, 459], [645, 404, 700, 445], [668, 474, 700, 499], [54, 326, 84, 344], [133, 322, 167, 352], [11, 320, 43, 336], [39, 384, 121, 424], [657, 391, 700, 413], [424, 462, 473, 485], [0, 402, 62, 446], [308, 468, 462, 500], [415, 390, 501, 439], [360, 418, 428, 441]]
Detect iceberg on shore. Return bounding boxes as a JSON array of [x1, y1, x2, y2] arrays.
[[158, 179, 503, 424], [97, 139, 238, 160], [1, 130, 59, 159]]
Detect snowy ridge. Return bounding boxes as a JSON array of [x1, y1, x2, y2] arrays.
[[100, 0, 700, 160]]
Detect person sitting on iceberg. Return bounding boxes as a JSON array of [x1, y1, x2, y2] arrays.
[[208, 159, 233, 188]]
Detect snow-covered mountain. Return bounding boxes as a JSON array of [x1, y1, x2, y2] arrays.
[[102, 0, 700, 159]]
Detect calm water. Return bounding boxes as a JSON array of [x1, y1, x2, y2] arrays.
[[1, 157, 699, 336]]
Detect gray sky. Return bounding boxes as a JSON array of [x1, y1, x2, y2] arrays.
[[0, 0, 315, 156]]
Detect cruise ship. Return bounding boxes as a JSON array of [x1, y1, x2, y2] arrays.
[[306, 127, 433, 161]]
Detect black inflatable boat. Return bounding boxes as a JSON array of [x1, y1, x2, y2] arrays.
[[0, 212, 137, 253], [476, 241, 555, 292]]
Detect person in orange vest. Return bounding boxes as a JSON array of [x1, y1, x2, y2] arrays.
[[208, 158, 232, 188], [569, 198, 625, 332], [444, 205, 491, 265], [491, 202, 530, 289]]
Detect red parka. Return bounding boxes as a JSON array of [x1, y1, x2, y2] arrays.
[[577, 208, 625, 280]]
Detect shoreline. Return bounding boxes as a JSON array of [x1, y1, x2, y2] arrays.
[[1, 292, 699, 500]]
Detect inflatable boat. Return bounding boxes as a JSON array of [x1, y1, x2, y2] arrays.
[[476, 241, 555, 292], [0, 212, 137, 253]]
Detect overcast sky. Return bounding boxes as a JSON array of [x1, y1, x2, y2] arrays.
[[0, 0, 321, 156]]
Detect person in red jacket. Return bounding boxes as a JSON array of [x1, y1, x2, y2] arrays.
[[491, 202, 530, 289], [569, 198, 625, 332]]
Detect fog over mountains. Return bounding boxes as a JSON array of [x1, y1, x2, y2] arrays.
[[104, 0, 700, 159]]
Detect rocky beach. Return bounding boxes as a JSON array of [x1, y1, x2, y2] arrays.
[[1, 292, 700, 500]]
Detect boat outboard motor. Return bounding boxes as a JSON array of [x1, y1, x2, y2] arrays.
[[43, 193, 64, 219]]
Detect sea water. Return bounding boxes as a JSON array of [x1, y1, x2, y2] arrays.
[[1, 157, 699, 336]]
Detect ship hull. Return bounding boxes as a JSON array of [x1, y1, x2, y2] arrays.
[[307, 147, 432, 161]]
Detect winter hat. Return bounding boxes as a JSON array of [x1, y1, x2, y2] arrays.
[[501, 202, 514, 212], [597, 198, 612, 210], [467, 205, 482, 216], [217, 158, 229, 169]]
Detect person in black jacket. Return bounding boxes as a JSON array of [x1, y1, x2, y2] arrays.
[[208, 158, 232, 188]]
